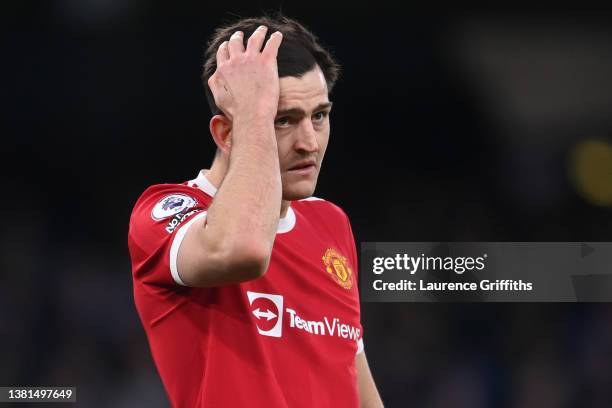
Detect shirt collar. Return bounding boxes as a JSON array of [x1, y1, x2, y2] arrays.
[[189, 170, 217, 197]]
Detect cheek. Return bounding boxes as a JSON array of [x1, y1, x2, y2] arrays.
[[317, 129, 330, 155], [275, 129, 293, 156]]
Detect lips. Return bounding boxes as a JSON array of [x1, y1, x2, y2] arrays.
[[288, 160, 316, 171]]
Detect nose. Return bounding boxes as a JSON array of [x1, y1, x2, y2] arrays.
[[294, 118, 319, 153]]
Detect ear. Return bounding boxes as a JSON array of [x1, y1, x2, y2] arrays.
[[209, 114, 232, 155]]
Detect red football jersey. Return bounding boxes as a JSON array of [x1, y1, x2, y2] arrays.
[[128, 170, 364, 408]]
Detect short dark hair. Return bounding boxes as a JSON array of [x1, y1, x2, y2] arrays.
[[202, 14, 341, 115]]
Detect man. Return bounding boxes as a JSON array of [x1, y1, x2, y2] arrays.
[[128, 15, 383, 407]]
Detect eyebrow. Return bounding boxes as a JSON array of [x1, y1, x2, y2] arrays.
[[276, 102, 333, 117]]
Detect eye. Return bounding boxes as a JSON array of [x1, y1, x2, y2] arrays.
[[312, 111, 329, 122], [275, 117, 291, 127]]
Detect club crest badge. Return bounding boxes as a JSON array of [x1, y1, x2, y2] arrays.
[[322, 248, 353, 290], [151, 193, 197, 221]]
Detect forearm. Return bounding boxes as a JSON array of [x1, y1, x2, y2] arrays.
[[175, 27, 284, 287], [205, 115, 281, 259]]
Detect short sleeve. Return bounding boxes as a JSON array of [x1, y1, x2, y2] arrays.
[[128, 185, 210, 287]]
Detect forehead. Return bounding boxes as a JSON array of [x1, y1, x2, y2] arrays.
[[278, 65, 329, 110]]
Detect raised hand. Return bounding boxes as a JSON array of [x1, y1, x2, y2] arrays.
[[207, 26, 283, 122]]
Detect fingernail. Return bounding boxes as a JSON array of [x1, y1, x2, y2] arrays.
[[257, 25, 267, 31], [232, 31, 243, 37]]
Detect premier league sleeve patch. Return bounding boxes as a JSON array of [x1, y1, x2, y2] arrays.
[[151, 193, 198, 221]]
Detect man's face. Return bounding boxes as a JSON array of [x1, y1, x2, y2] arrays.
[[275, 65, 331, 201]]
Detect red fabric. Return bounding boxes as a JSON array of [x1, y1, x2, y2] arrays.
[[128, 180, 362, 408]]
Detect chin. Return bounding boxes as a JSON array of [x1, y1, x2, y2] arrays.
[[282, 181, 316, 201]]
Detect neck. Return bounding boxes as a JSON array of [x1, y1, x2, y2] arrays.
[[207, 157, 291, 219], [279, 200, 290, 218]]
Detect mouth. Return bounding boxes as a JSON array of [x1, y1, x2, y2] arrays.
[[287, 161, 317, 176]]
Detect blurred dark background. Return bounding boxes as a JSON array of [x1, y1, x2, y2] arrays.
[[3, 2, 612, 407]]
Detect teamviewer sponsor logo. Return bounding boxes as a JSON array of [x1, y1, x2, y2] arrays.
[[247, 291, 284, 338], [247, 291, 361, 343], [286, 308, 361, 340]]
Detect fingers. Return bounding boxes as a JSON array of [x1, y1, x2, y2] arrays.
[[262, 31, 283, 59], [216, 41, 229, 64], [246, 25, 268, 53], [225, 28, 282, 59], [227, 31, 244, 57]]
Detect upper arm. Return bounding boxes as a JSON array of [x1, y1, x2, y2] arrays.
[[342, 208, 382, 407], [175, 212, 269, 287], [128, 189, 209, 287], [129, 186, 272, 289]]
